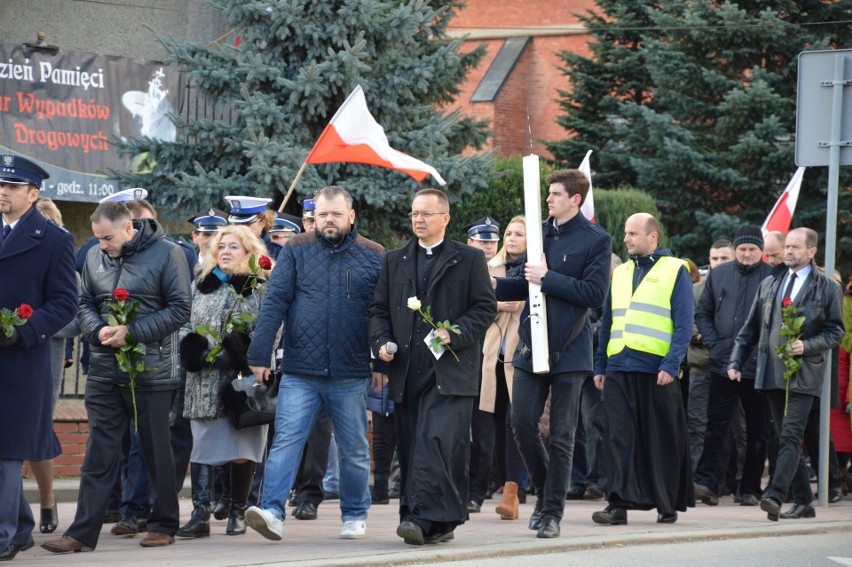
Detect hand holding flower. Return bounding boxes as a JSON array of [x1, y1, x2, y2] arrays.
[[407, 295, 462, 362]]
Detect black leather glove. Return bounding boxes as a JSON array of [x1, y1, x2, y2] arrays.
[[0, 327, 20, 348], [222, 332, 251, 375], [179, 332, 209, 372]]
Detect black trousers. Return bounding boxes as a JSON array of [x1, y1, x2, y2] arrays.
[[66, 380, 178, 548], [169, 382, 193, 493], [468, 403, 495, 505], [511, 369, 583, 521], [371, 412, 396, 482], [294, 407, 332, 505], [763, 389, 815, 505], [570, 375, 606, 490], [694, 373, 769, 497]]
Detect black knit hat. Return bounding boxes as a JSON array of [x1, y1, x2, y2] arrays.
[[733, 225, 764, 250]]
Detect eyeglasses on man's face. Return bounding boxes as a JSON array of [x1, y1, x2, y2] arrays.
[[407, 211, 445, 219]]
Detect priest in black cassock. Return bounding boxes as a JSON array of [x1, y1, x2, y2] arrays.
[[592, 213, 695, 525], [370, 189, 496, 546]]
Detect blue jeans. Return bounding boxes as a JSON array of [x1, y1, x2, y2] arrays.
[[323, 432, 340, 496], [260, 375, 370, 522]]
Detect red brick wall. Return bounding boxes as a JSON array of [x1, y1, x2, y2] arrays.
[[449, 1, 598, 158], [451, 0, 597, 28]]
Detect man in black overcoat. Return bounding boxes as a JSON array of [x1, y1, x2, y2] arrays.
[[0, 154, 77, 561], [370, 189, 496, 545]]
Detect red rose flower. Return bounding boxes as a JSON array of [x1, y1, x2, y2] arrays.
[[16, 303, 33, 320], [782, 297, 793, 307], [113, 288, 130, 302], [258, 255, 272, 270]]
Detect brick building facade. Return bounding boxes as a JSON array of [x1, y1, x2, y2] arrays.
[[448, 0, 597, 158]]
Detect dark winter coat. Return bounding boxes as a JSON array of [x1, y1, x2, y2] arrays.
[[247, 226, 384, 379], [496, 213, 611, 374], [696, 260, 775, 377], [369, 238, 497, 401], [79, 219, 192, 390], [730, 265, 845, 397], [0, 206, 77, 460]]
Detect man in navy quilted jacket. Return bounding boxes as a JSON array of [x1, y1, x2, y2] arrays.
[[244, 185, 384, 542]]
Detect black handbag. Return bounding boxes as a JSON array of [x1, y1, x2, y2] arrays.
[[222, 372, 279, 429]]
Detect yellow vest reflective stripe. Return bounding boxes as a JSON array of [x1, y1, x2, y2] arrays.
[[606, 256, 687, 357]]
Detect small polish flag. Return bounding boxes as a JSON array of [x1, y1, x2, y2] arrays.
[[578, 149, 595, 222], [306, 85, 446, 185], [761, 167, 805, 235]]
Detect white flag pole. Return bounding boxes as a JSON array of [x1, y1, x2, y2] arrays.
[[522, 154, 550, 374]]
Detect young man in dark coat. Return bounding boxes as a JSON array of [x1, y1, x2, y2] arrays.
[[0, 154, 77, 561], [43, 201, 192, 553], [370, 189, 497, 546], [729, 227, 844, 521], [493, 169, 612, 538]]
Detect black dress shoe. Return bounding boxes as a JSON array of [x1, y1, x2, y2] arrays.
[[780, 503, 816, 519], [467, 500, 481, 513], [293, 502, 318, 520], [536, 517, 560, 538], [424, 529, 454, 544], [740, 493, 760, 507], [828, 488, 843, 504], [396, 520, 424, 546], [759, 497, 781, 521], [111, 515, 139, 535], [40, 505, 58, 533], [528, 498, 544, 531], [583, 486, 604, 501], [592, 505, 627, 525], [693, 483, 719, 506], [0, 541, 34, 561], [565, 489, 585, 500], [657, 511, 678, 524]]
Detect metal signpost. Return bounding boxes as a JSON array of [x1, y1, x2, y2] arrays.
[[795, 48, 851, 507]]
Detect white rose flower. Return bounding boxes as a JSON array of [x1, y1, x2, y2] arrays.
[[407, 296, 422, 311]]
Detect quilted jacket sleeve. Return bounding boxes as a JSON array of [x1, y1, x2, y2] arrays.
[[246, 244, 295, 367]]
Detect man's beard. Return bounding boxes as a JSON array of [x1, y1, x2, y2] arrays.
[[321, 226, 349, 245]]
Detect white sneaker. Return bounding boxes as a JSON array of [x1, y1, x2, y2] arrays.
[[245, 506, 283, 541], [339, 520, 366, 539]]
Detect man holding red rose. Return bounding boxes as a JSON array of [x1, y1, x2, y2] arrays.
[[43, 200, 192, 553], [0, 153, 78, 561], [728, 227, 844, 521]]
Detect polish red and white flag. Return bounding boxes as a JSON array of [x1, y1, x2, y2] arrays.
[[306, 85, 446, 185], [761, 167, 805, 235], [578, 149, 595, 222]]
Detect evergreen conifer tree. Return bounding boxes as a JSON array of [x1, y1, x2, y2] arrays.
[[549, 0, 851, 266], [115, 0, 491, 242]]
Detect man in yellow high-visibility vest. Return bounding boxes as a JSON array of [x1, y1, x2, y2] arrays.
[[591, 213, 695, 526]]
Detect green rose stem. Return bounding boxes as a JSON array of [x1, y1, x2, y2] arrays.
[[107, 289, 146, 432], [776, 298, 805, 416]]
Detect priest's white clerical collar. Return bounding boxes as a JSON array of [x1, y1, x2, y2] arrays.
[[418, 238, 444, 256]]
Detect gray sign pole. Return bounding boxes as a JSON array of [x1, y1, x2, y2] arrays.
[[796, 48, 851, 508]]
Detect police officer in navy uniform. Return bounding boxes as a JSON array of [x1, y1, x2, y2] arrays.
[[225, 195, 281, 260], [0, 154, 77, 561], [463, 216, 502, 513], [267, 212, 302, 246]]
